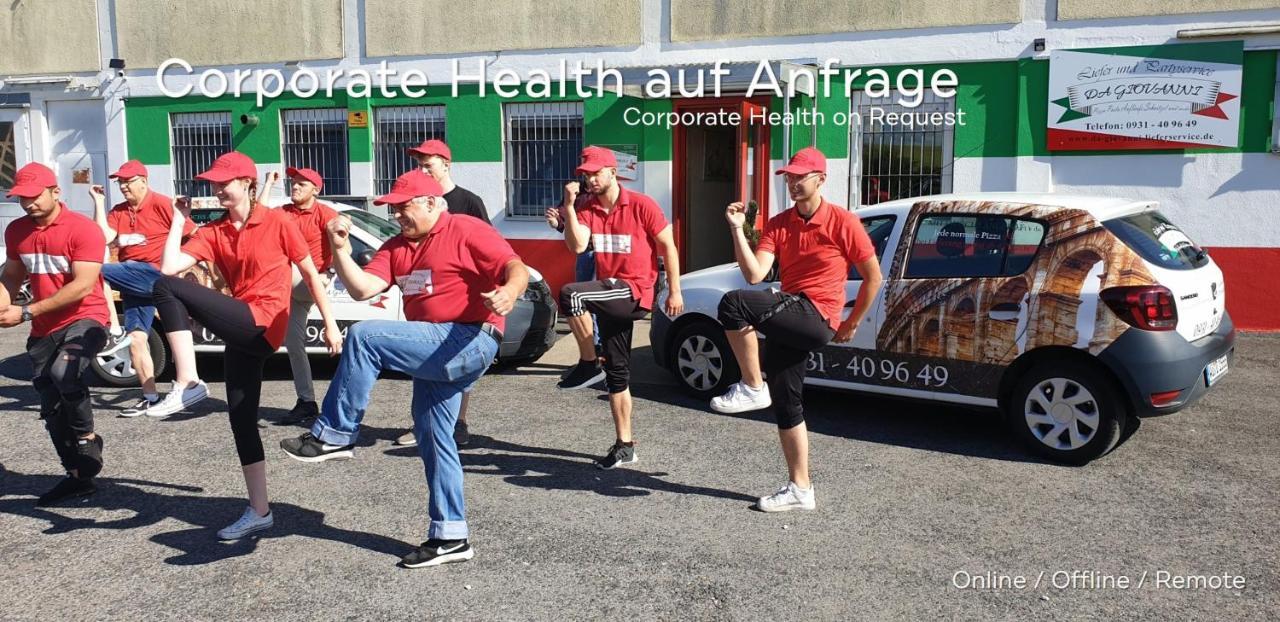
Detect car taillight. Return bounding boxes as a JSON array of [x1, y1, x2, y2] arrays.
[[1101, 285, 1177, 331]]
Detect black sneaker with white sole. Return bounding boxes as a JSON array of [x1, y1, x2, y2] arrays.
[[279, 433, 354, 462], [596, 441, 637, 470], [278, 399, 319, 426], [36, 476, 96, 506], [399, 539, 474, 568], [454, 421, 470, 448], [557, 360, 605, 390]]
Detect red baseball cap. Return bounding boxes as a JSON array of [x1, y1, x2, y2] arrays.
[[374, 169, 444, 206], [109, 160, 148, 180], [195, 151, 258, 183], [6, 163, 58, 198], [286, 166, 324, 190], [575, 146, 617, 175], [775, 147, 827, 176], [406, 139, 451, 161]]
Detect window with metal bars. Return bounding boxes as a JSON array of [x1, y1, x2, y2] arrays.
[[373, 105, 446, 194], [282, 108, 350, 195], [504, 102, 583, 218], [848, 91, 954, 208], [0, 121, 16, 193], [170, 112, 233, 198]]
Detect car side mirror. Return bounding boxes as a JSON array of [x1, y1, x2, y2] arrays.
[[355, 249, 375, 267], [988, 302, 1021, 322]]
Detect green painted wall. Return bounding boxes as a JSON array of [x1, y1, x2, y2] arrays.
[[125, 50, 1276, 167]]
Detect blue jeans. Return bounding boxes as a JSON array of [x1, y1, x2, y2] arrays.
[[575, 250, 600, 347], [101, 261, 163, 333], [313, 320, 498, 540]]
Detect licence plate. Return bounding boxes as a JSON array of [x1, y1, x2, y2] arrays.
[[1204, 354, 1229, 387]]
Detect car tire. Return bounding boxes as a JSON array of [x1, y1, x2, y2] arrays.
[[91, 328, 169, 388], [1006, 361, 1127, 465], [669, 321, 740, 400]]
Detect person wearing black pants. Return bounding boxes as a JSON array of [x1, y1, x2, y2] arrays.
[[2, 163, 114, 506], [713, 147, 882, 513], [556, 146, 684, 470], [157, 151, 342, 540]]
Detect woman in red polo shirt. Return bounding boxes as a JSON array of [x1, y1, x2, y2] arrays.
[[153, 151, 342, 540]]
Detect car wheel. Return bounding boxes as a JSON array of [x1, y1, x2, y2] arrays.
[[1006, 362, 1126, 465], [669, 322, 740, 400], [91, 328, 169, 388]]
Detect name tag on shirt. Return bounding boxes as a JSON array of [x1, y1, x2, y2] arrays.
[[117, 233, 147, 247], [396, 269, 433, 296], [592, 233, 632, 254]]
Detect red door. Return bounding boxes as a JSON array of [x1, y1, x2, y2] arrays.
[[737, 100, 771, 230]]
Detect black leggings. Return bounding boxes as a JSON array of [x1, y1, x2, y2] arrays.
[[559, 279, 647, 393], [718, 289, 835, 430], [152, 276, 274, 465]]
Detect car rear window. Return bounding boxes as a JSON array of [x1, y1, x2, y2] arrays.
[[1103, 211, 1209, 271]]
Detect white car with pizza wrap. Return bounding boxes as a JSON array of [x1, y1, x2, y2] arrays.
[[651, 193, 1236, 464]]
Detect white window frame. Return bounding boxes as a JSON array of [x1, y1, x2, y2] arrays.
[[848, 90, 955, 208], [372, 105, 446, 195], [503, 101, 584, 219], [170, 111, 233, 198], [281, 107, 350, 195]]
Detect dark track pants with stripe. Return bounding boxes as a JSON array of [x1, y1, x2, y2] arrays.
[[558, 279, 647, 393]]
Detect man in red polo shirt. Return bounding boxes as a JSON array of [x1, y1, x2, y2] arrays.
[[274, 166, 341, 426], [282, 169, 529, 569], [557, 146, 684, 470], [1, 163, 112, 505], [714, 147, 882, 512], [90, 160, 204, 418]]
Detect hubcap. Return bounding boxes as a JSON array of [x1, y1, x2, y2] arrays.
[[677, 334, 723, 391], [96, 336, 137, 380], [1024, 377, 1101, 451]]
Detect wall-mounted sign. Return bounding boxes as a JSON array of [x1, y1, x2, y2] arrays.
[[599, 144, 639, 181], [347, 110, 368, 128], [1048, 42, 1243, 151]]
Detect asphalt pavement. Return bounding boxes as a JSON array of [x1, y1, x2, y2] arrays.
[[0, 322, 1276, 621]]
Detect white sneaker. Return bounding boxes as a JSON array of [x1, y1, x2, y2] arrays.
[[710, 382, 772, 414], [147, 381, 209, 418], [757, 481, 816, 513], [217, 506, 274, 540]]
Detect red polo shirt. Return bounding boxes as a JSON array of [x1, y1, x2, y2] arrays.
[[574, 186, 668, 310], [364, 212, 519, 332], [281, 201, 339, 272], [757, 200, 876, 331], [180, 206, 308, 348], [106, 191, 197, 266], [5, 205, 110, 337]]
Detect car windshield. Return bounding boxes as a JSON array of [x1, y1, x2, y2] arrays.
[[344, 208, 400, 241], [1103, 210, 1209, 271]]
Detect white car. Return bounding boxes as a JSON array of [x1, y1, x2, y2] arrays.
[[92, 203, 557, 385], [650, 193, 1236, 464]]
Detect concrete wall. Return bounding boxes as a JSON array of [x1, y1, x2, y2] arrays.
[[670, 0, 1021, 42], [365, 0, 642, 57], [115, 0, 344, 68], [0, 0, 100, 75], [1058, 0, 1280, 20]]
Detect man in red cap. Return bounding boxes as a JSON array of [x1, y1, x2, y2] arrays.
[[282, 169, 529, 569], [1, 163, 112, 505], [557, 145, 684, 469], [89, 160, 204, 418], [398, 138, 493, 447], [274, 166, 341, 426], [715, 146, 882, 512]]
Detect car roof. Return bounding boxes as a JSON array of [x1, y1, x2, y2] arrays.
[[856, 193, 1156, 222]]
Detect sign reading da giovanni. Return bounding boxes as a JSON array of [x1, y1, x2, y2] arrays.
[[1047, 42, 1243, 151]]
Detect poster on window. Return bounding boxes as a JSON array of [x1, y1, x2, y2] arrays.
[[1047, 42, 1243, 151]]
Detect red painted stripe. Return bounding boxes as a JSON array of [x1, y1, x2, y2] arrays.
[[1047, 127, 1223, 151], [1207, 247, 1280, 332], [509, 239, 580, 299]]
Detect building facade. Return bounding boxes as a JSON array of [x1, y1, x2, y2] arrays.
[[2, 0, 1277, 329]]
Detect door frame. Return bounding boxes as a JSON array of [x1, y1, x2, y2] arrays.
[[0, 108, 32, 193], [671, 95, 772, 271]]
